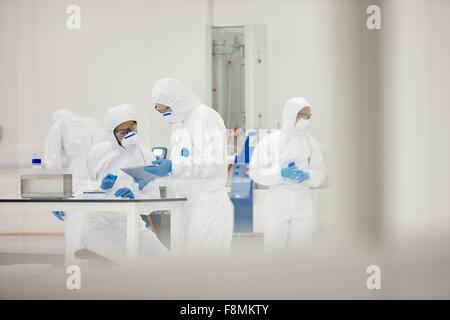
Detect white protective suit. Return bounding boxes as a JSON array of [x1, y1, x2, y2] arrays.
[[72, 103, 168, 265], [44, 109, 103, 189], [44, 109, 103, 265], [152, 78, 234, 256], [249, 97, 327, 251]]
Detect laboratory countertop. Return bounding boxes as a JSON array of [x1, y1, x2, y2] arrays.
[[0, 198, 187, 203]]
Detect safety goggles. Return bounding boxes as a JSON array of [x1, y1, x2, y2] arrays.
[[297, 113, 312, 121], [154, 105, 172, 114], [114, 123, 137, 139]]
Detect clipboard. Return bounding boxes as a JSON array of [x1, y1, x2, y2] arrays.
[[120, 165, 160, 181]]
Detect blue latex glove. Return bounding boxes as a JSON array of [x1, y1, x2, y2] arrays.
[[295, 170, 310, 183], [281, 166, 299, 180], [144, 159, 172, 177], [134, 178, 154, 191], [52, 211, 65, 221], [114, 187, 135, 199], [281, 167, 310, 183], [101, 173, 118, 190]]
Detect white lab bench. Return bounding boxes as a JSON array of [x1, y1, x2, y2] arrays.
[[0, 198, 186, 264]]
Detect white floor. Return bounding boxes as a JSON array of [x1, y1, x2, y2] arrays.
[[0, 234, 263, 266], [1, 235, 450, 299]]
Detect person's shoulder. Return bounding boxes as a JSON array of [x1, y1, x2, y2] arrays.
[[88, 141, 112, 157], [190, 104, 225, 127], [253, 130, 281, 150], [193, 104, 219, 118], [61, 115, 83, 127], [192, 104, 217, 119]]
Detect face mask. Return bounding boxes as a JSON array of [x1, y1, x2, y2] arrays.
[[121, 132, 139, 149], [162, 112, 177, 125], [295, 118, 310, 131]]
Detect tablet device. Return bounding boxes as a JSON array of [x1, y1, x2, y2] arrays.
[[120, 165, 160, 181]]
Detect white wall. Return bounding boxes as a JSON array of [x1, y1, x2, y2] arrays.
[[0, 0, 22, 167], [380, 0, 450, 241], [0, 0, 209, 169]]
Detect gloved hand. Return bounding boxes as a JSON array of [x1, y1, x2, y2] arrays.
[[52, 211, 65, 221], [134, 178, 154, 191], [115, 187, 135, 199], [281, 166, 299, 180], [295, 170, 310, 183], [281, 167, 310, 183], [144, 159, 172, 177], [101, 173, 118, 190]]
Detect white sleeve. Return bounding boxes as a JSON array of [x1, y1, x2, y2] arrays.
[[43, 123, 63, 169], [249, 133, 283, 187], [86, 146, 98, 182], [171, 117, 227, 179], [72, 147, 100, 198], [304, 136, 327, 188]]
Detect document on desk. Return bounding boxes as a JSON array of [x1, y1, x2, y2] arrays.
[[81, 189, 106, 199]]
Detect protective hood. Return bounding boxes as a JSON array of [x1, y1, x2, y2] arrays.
[[151, 78, 202, 123], [281, 97, 311, 132], [103, 103, 138, 146], [51, 109, 77, 124]]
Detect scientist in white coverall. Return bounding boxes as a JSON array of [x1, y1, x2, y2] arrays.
[[44, 109, 103, 189], [44, 109, 103, 263], [249, 97, 327, 251], [142, 78, 233, 256], [72, 103, 168, 265]]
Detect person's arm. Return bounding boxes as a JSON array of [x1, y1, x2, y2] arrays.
[[71, 147, 102, 198], [304, 135, 327, 188], [43, 123, 63, 169], [171, 118, 227, 180], [248, 133, 283, 187]]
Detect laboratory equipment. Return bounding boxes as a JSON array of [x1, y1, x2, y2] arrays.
[[206, 24, 267, 130], [20, 169, 72, 199], [144, 159, 172, 177], [230, 131, 256, 232], [31, 153, 43, 169], [151, 146, 168, 160], [152, 147, 169, 197]]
